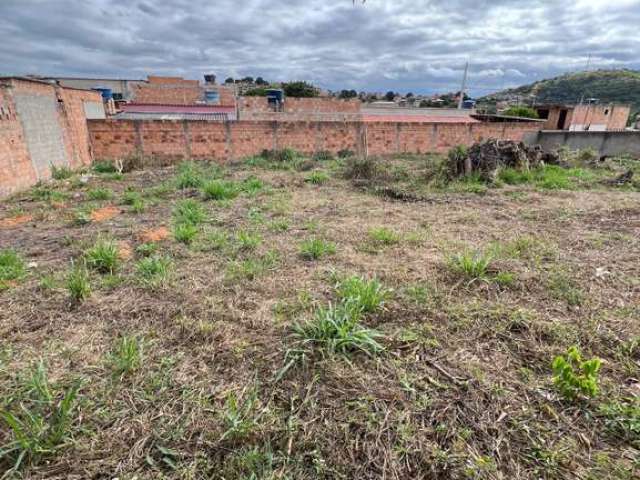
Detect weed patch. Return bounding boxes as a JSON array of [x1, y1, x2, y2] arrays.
[[0, 249, 26, 288], [202, 179, 239, 201], [299, 238, 336, 260], [85, 238, 119, 274], [86, 187, 113, 201], [136, 256, 172, 287], [552, 346, 601, 401], [65, 262, 91, 302]]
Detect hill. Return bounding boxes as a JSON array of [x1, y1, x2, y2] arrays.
[[480, 69, 640, 117]]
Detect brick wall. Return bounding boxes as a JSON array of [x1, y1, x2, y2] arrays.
[[0, 78, 102, 196], [88, 118, 539, 163], [132, 76, 236, 106], [238, 96, 361, 115]]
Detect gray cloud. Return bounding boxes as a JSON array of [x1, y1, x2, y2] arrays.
[[1, 0, 639, 95]]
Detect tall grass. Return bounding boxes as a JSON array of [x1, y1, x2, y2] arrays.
[[109, 336, 143, 378], [0, 361, 81, 474], [335, 275, 390, 313], [0, 249, 26, 287], [85, 239, 119, 274]]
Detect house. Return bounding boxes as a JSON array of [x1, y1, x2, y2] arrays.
[[535, 103, 630, 131]]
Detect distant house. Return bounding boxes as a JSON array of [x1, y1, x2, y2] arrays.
[[535, 103, 630, 131], [34, 76, 146, 101]]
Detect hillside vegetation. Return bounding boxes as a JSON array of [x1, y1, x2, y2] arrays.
[[482, 69, 640, 118]]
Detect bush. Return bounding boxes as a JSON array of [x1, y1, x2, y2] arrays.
[[552, 346, 601, 401], [66, 262, 91, 301], [51, 165, 73, 180], [202, 180, 239, 200], [502, 106, 540, 119], [0, 362, 80, 474], [299, 238, 336, 260], [85, 239, 119, 274], [282, 81, 319, 98]]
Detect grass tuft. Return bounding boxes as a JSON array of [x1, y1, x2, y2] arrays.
[[0, 249, 26, 288], [305, 171, 330, 185], [368, 227, 400, 246], [335, 275, 390, 313], [85, 239, 119, 274], [299, 238, 336, 260], [448, 250, 492, 280], [65, 262, 91, 302], [109, 335, 143, 378], [51, 165, 73, 180], [172, 199, 206, 226], [202, 179, 239, 201], [136, 256, 171, 287], [86, 187, 113, 201]]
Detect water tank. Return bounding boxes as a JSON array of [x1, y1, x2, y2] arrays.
[[266, 89, 284, 104], [92, 87, 113, 100], [204, 74, 216, 85]]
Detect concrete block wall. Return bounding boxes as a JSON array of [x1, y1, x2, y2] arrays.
[[0, 78, 102, 197], [88, 118, 540, 163], [132, 76, 236, 106]]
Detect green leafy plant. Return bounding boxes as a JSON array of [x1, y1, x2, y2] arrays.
[[299, 238, 336, 260], [202, 179, 239, 201], [599, 397, 640, 443], [220, 388, 262, 441], [448, 250, 492, 280], [136, 256, 171, 287], [337, 149, 355, 158], [293, 300, 383, 357], [109, 335, 143, 378], [85, 239, 119, 274], [173, 222, 199, 244], [0, 361, 81, 474], [312, 150, 334, 162], [551, 346, 601, 401], [65, 262, 91, 302], [305, 171, 330, 185], [335, 275, 390, 313], [51, 165, 73, 180], [0, 249, 26, 288], [86, 187, 113, 201]]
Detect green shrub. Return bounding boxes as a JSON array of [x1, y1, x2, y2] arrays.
[[293, 300, 383, 356], [87, 187, 113, 201], [0, 249, 26, 286], [93, 160, 117, 173], [299, 238, 336, 260], [173, 223, 199, 244], [51, 165, 73, 180], [335, 275, 389, 313], [66, 262, 91, 301], [551, 346, 601, 401], [0, 361, 80, 474], [312, 150, 334, 162], [448, 251, 492, 280], [305, 171, 330, 184], [502, 106, 540, 119], [85, 239, 119, 274], [109, 335, 143, 378], [172, 199, 206, 225], [368, 227, 400, 246], [202, 179, 239, 200]]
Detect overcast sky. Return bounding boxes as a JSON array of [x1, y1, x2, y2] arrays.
[[1, 0, 639, 96]]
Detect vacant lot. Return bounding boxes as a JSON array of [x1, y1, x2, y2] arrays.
[[1, 152, 639, 479]]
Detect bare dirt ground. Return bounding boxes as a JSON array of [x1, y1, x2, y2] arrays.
[[1, 155, 639, 479]]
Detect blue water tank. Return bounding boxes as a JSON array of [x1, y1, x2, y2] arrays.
[[266, 89, 284, 104], [92, 87, 113, 100]]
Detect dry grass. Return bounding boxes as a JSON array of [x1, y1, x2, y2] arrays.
[[0, 155, 639, 479]]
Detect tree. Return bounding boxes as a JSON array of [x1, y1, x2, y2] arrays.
[[255, 77, 268, 85], [241, 76, 254, 84], [244, 87, 269, 97], [406, 92, 414, 98], [224, 77, 234, 84], [384, 91, 396, 102], [282, 81, 319, 98], [338, 89, 358, 99], [502, 106, 540, 119]]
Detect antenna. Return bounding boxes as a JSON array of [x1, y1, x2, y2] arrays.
[[458, 62, 469, 110]]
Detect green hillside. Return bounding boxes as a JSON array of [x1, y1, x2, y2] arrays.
[[481, 69, 640, 119]]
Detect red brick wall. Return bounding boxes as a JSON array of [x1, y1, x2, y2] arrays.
[[238, 96, 361, 115], [132, 76, 236, 106], [0, 78, 101, 196], [88, 118, 539, 163]]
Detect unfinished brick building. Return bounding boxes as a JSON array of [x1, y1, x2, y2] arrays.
[[536, 103, 630, 131], [0, 77, 104, 196]]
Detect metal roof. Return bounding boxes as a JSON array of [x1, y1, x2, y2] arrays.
[[113, 112, 233, 121], [363, 114, 480, 123], [121, 103, 236, 114]]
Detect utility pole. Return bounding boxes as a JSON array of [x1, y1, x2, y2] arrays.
[[457, 62, 469, 110]]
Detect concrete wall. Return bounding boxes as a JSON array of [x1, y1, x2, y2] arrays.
[[0, 78, 102, 196], [88, 118, 540, 163], [530, 130, 640, 158]]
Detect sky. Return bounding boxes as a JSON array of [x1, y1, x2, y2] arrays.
[[1, 0, 640, 97]]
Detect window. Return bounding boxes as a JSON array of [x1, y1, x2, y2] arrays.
[[205, 90, 220, 104]]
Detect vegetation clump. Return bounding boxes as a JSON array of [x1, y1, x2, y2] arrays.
[[552, 346, 601, 401]]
